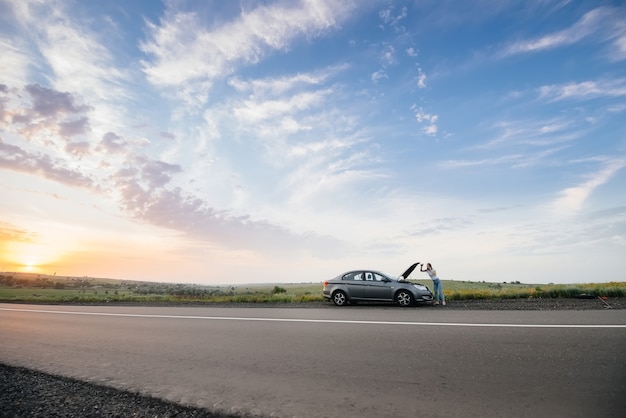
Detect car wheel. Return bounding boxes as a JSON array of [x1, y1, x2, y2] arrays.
[[332, 290, 348, 306], [395, 290, 414, 307]]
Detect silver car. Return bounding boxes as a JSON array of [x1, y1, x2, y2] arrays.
[[323, 262, 433, 307]]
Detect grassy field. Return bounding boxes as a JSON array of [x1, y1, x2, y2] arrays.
[[1, 272, 624, 304]]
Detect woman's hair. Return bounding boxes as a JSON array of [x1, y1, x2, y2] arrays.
[[427, 263, 432, 269]]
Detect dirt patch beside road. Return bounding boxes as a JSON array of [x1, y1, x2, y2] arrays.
[[439, 296, 625, 310]]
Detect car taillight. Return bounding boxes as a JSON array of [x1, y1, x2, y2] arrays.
[[323, 281, 328, 289]]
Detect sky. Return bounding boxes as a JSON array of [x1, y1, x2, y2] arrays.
[[1, 0, 625, 285]]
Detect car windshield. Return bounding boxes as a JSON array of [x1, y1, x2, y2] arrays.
[[379, 272, 397, 281]]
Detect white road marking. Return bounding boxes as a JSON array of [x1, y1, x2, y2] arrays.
[[1, 307, 625, 328]]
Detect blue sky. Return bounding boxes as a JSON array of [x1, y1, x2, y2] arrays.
[[1, 0, 625, 285]]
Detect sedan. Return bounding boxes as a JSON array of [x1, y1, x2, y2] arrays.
[[323, 262, 433, 307]]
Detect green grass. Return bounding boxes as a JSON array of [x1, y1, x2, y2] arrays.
[[1, 272, 624, 304], [442, 280, 626, 300]]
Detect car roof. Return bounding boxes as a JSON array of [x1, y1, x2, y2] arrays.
[[334, 263, 420, 280], [335, 270, 393, 278]]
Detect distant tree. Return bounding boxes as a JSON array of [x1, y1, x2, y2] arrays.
[[272, 286, 287, 294]]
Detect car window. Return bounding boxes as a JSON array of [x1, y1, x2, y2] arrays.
[[373, 273, 387, 282], [342, 272, 363, 281]]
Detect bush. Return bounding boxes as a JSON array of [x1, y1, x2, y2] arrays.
[[272, 286, 287, 294]]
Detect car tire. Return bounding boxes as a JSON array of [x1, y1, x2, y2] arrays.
[[395, 290, 414, 307], [332, 290, 348, 306]]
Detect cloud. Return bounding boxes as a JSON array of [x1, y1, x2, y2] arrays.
[[0, 75, 363, 258], [141, 0, 356, 94], [5, 1, 127, 102], [475, 117, 583, 150], [0, 221, 37, 244], [159, 131, 176, 140], [550, 158, 626, 214], [538, 78, 626, 101], [233, 89, 333, 124], [228, 67, 342, 96], [111, 155, 345, 256], [25, 84, 90, 117], [441, 147, 568, 170], [65, 141, 90, 156], [405, 217, 472, 236], [440, 154, 524, 169], [499, 7, 612, 57], [0, 138, 94, 188], [1, 84, 93, 148], [0, 39, 31, 87], [417, 67, 427, 88], [98, 132, 128, 154], [585, 205, 626, 222], [613, 28, 626, 61], [412, 105, 438, 135], [58, 117, 89, 138], [380, 44, 397, 66], [371, 70, 388, 83], [379, 5, 408, 32]]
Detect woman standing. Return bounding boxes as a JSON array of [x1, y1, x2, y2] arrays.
[[420, 263, 446, 306]]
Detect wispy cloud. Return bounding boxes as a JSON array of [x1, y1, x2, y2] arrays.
[[5, 0, 127, 99], [538, 78, 626, 101], [405, 217, 472, 236], [476, 117, 581, 149], [550, 158, 626, 214], [233, 89, 333, 124], [0, 39, 31, 87], [228, 66, 345, 95], [440, 153, 524, 169], [141, 0, 356, 96], [499, 6, 613, 57], [0, 221, 37, 244]]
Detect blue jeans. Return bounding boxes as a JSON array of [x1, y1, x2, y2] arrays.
[[433, 279, 445, 302]]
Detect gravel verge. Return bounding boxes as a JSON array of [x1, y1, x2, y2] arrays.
[[0, 364, 247, 418], [2, 297, 623, 417]]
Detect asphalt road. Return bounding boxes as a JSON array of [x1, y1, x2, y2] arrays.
[[1, 303, 625, 418]]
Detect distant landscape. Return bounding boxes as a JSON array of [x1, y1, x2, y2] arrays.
[[1, 272, 625, 304]]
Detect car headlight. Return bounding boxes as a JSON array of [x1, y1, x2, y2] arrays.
[[413, 284, 427, 291]]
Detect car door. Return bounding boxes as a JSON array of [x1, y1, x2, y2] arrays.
[[362, 271, 393, 301], [344, 271, 368, 299]]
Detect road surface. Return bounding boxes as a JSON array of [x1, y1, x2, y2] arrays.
[[1, 303, 625, 417]]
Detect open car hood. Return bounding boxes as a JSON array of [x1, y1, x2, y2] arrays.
[[398, 262, 420, 281]]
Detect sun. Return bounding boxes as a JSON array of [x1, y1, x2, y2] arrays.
[[3, 242, 61, 273]]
